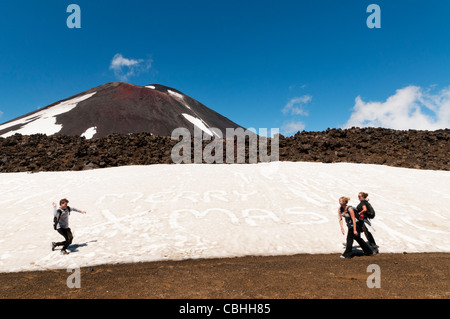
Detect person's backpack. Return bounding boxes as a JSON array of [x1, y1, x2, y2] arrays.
[[53, 206, 71, 230], [348, 206, 360, 220], [365, 202, 376, 219]]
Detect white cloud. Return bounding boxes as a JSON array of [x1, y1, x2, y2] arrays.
[[111, 54, 141, 68], [280, 95, 312, 135], [281, 120, 306, 136], [288, 84, 307, 90], [344, 86, 450, 130], [282, 95, 312, 116], [109, 53, 152, 82]]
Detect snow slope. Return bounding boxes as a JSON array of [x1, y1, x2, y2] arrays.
[[0, 162, 449, 273]]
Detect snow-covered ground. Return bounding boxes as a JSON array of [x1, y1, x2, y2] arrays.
[[0, 162, 449, 273]]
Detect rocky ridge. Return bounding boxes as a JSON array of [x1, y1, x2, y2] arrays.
[[0, 127, 448, 172]]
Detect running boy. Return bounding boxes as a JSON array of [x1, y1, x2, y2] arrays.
[[51, 198, 86, 255]]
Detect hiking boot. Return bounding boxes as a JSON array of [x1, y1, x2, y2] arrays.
[[371, 244, 380, 254], [51, 242, 57, 251], [60, 249, 70, 255]]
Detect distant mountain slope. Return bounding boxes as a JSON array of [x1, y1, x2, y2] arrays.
[[0, 82, 244, 138]]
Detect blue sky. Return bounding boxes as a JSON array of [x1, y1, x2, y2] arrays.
[[0, 0, 449, 135]]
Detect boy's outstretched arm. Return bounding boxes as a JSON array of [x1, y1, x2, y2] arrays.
[[72, 207, 87, 214]]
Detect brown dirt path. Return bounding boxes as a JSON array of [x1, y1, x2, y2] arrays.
[[0, 253, 448, 299]]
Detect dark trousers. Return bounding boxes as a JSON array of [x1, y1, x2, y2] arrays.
[[362, 221, 377, 247], [343, 222, 373, 257], [56, 228, 73, 251]]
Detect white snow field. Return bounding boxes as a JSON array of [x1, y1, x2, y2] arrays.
[[0, 162, 449, 273]]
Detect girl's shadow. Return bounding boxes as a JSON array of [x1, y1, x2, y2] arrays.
[[350, 241, 376, 257]]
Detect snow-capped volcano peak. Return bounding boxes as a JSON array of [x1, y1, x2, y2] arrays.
[[0, 82, 243, 139]]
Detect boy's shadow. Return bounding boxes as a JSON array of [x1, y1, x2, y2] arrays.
[[67, 240, 97, 253]]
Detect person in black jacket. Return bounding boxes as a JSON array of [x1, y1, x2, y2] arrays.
[[356, 192, 379, 254], [338, 196, 373, 258]]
